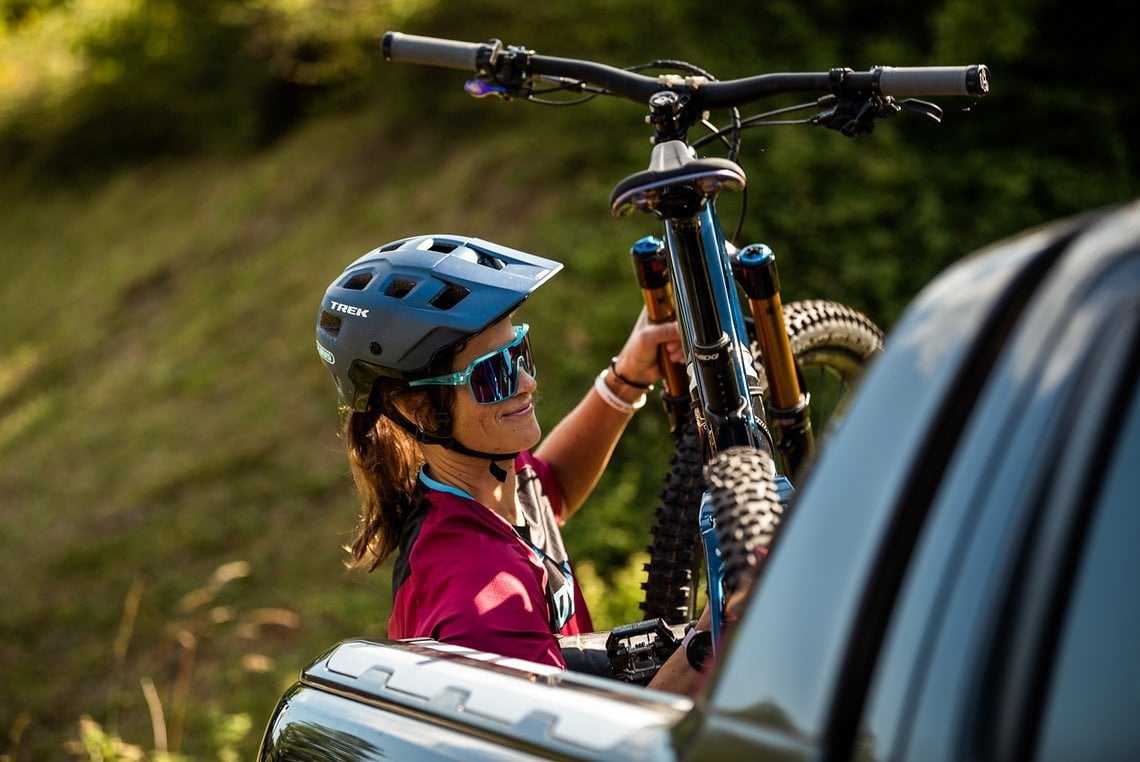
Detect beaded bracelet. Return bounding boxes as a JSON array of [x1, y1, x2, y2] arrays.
[[609, 357, 655, 391], [594, 369, 647, 414]]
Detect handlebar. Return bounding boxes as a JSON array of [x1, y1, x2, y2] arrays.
[[382, 31, 990, 109]]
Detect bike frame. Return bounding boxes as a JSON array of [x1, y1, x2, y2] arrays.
[[382, 30, 989, 644], [663, 200, 769, 453], [637, 199, 802, 637], [632, 188, 777, 642]]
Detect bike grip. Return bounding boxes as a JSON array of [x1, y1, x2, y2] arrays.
[[877, 64, 990, 96], [381, 31, 483, 70]]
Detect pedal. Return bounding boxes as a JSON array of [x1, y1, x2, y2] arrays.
[[605, 618, 686, 684]]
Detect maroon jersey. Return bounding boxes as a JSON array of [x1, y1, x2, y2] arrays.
[[388, 451, 593, 667]]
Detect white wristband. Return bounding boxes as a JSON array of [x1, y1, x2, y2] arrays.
[[594, 369, 647, 414]]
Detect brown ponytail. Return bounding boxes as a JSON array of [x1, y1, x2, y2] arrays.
[[342, 375, 456, 571]]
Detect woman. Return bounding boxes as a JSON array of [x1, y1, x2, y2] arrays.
[[315, 234, 690, 673]]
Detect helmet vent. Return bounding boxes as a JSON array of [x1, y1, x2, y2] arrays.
[[428, 240, 459, 254], [429, 282, 470, 310], [384, 278, 417, 298], [342, 272, 374, 291], [473, 249, 506, 270], [318, 311, 342, 339]]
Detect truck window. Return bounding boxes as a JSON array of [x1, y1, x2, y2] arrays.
[[1034, 369, 1140, 762]]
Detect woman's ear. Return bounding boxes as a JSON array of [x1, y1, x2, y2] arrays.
[[404, 389, 457, 431], [390, 393, 427, 429], [380, 383, 453, 438]]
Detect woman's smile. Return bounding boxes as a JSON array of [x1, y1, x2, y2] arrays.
[[502, 398, 535, 418]]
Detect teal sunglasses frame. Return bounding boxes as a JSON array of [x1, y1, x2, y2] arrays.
[[409, 324, 535, 405]]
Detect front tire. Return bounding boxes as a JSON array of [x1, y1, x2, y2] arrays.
[[639, 419, 705, 624], [754, 299, 883, 440]]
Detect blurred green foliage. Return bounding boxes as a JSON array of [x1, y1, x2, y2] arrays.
[[0, 0, 406, 171], [0, 0, 1137, 758]]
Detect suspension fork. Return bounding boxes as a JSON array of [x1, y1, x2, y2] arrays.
[[734, 244, 814, 481]]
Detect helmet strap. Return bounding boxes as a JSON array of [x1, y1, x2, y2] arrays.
[[383, 406, 517, 483]]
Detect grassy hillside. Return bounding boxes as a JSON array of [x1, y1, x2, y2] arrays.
[[0, 96, 693, 757], [3, 3, 1138, 756]]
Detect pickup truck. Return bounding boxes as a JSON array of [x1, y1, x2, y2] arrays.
[[259, 200, 1140, 760]]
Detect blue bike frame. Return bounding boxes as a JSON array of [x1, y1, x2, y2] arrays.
[[658, 200, 776, 642], [663, 204, 768, 453]]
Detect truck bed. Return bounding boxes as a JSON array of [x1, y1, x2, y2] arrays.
[[259, 638, 693, 761]]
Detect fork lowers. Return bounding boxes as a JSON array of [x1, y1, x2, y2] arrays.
[[733, 244, 814, 480], [630, 236, 690, 415]]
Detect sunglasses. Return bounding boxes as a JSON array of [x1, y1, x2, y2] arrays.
[[409, 324, 536, 405]]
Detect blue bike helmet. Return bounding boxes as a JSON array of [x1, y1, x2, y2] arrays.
[[317, 234, 563, 412]]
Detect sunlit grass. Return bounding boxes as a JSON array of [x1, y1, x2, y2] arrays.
[[0, 97, 668, 758]]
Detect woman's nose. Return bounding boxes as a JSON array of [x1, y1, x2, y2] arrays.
[[516, 363, 537, 394]]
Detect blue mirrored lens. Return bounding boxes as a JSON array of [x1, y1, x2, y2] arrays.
[[409, 325, 533, 405], [469, 351, 511, 403], [468, 332, 533, 404]]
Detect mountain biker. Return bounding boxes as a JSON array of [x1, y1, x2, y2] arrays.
[[315, 234, 685, 671]]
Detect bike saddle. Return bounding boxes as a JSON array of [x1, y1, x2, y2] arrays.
[[611, 140, 746, 218]]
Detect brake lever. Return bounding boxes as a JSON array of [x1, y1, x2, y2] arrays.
[[813, 91, 948, 136], [464, 76, 532, 100], [464, 43, 536, 100], [900, 98, 944, 123], [465, 78, 509, 98]]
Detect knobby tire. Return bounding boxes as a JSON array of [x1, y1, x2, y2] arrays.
[[706, 446, 784, 597], [640, 299, 882, 623], [639, 418, 705, 624]]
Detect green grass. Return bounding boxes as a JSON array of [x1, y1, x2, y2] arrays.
[[0, 101, 687, 758]]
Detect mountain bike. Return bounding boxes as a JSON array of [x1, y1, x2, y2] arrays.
[[382, 31, 989, 670]]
